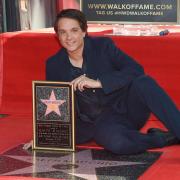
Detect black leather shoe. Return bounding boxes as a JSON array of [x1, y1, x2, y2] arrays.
[[147, 128, 180, 146]]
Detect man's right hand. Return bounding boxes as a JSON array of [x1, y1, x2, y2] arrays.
[[23, 140, 33, 150]]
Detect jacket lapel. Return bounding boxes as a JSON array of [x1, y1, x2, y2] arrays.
[[57, 48, 72, 82], [83, 37, 98, 80]]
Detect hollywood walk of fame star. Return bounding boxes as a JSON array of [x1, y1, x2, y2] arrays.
[[2, 150, 144, 180], [41, 90, 66, 116]]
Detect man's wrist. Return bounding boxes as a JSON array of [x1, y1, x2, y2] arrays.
[[96, 79, 102, 88]]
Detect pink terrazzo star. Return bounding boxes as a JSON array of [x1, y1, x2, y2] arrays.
[[41, 90, 66, 116]]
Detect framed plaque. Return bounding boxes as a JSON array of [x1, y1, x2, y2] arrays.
[[32, 81, 75, 151]]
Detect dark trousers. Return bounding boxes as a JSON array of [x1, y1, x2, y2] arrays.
[[76, 75, 180, 155]]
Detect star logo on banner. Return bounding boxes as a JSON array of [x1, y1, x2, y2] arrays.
[[40, 90, 66, 116], [2, 150, 144, 180]]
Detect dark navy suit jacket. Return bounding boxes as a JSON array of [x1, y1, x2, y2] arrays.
[[46, 36, 144, 114]]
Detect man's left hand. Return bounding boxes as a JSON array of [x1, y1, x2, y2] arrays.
[[70, 75, 102, 91]]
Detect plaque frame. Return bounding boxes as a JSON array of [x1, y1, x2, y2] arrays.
[[32, 81, 75, 152]]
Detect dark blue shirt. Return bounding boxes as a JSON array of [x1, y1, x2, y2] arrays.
[[70, 63, 103, 123]]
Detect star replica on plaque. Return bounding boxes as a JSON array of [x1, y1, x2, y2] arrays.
[[32, 81, 75, 151]]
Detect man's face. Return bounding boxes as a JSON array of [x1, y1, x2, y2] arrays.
[[57, 17, 86, 53]]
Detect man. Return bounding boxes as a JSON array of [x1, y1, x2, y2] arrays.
[[45, 9, 180, 155]]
